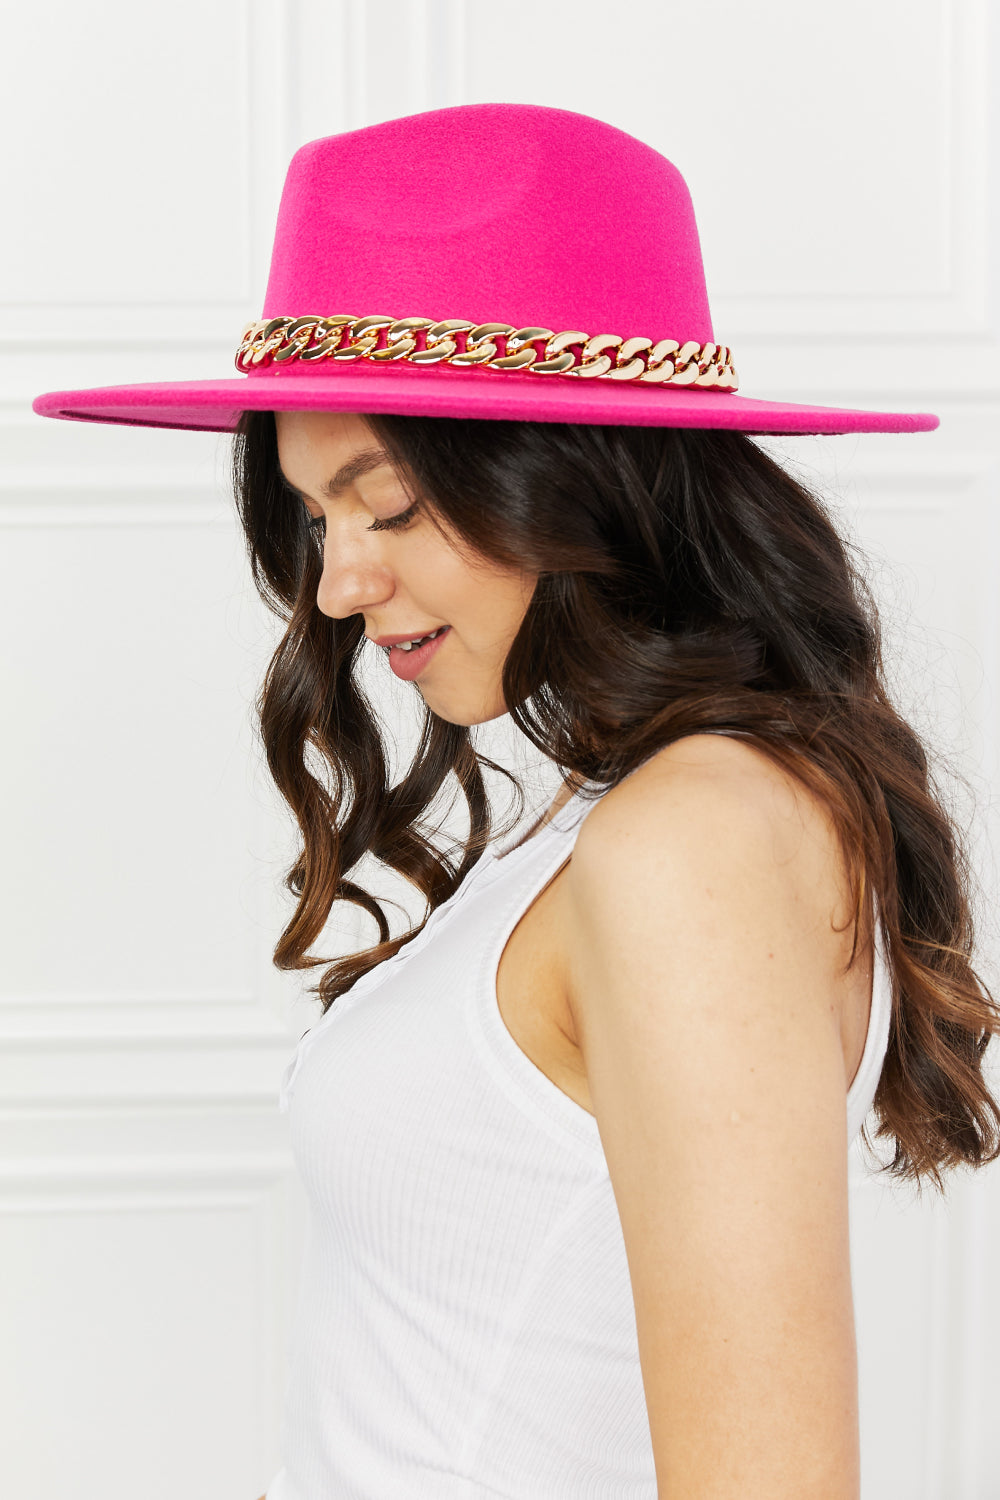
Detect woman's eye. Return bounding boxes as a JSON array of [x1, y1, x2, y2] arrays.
[[304, 501, 419, 535], [366, 502, 419, 533]]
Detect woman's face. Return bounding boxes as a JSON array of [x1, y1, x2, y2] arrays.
[[274, 410, 538, 726]]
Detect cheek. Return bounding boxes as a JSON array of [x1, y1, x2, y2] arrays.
[[407, 529, 536, 636], [407, 536, 475, 612]]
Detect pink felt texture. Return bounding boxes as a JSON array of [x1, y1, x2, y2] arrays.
[[262, 104, 712, 340], [33, 102, 938, 437]]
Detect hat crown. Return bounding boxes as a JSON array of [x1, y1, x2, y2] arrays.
[[262, 102, 714, 342]]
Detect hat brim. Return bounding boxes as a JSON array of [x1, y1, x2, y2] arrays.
[[32, 360, 939, 435]]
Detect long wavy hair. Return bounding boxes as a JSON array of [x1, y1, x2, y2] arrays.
[[231, 406, 1000, 1195]]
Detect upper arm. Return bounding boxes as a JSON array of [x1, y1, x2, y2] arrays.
[[566, 738, 861, 1500]]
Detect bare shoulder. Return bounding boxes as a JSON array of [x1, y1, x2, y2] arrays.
[[586, 730, 832, 836], [575, 732, 857, 941]]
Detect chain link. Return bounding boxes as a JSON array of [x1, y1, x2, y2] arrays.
[[235, 314, 738, 390]]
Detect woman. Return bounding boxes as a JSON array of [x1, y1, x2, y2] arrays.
[[34, 102, 1000, 1500]]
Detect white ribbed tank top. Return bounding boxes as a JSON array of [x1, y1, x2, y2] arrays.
[[265, 776, 893, 1500]]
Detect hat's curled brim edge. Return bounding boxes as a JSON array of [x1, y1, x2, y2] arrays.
[[31, 361, 939, 436]]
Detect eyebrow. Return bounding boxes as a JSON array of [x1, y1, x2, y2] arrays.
[[279, 446, 391, 500]]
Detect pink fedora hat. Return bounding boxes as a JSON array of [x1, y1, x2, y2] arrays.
[[33, 102, 937, 436]]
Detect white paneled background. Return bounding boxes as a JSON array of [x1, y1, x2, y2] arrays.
[[3, 2, 1000, 1497]]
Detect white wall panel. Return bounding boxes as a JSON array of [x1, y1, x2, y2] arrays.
[[1, 0, 293, 347], [850, 1170, 955, 1500], [2, 1, 251, 308], [0, 516, 257, 998], [0, 1168, 292, 1500], [464, 0, 994, 371]]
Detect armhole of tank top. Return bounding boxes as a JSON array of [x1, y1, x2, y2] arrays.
[[846, 901, 893, 1141], [468, 819, 607, 1162], [479, 780, 892, 1145]]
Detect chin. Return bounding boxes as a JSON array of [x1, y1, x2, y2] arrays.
[[421, 689, 509, 728]]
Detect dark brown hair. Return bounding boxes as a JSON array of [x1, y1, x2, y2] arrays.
[[231, 406, 1000, 1195]]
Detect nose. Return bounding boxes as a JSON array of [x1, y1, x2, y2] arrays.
[[314, 525, 395, 620]]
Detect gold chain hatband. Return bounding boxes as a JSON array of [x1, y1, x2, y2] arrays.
[[235, 314, 738, 390]]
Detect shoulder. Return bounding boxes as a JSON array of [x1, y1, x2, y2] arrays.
[[568, 732, 860, 1033], [563, 733, 863, 1168], [585, 730, 831, 835], [574, 732, 851, 920]]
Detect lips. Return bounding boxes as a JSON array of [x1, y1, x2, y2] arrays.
[[385, 624, 451, 681], [387, 625, 447, 654], [371, 627, 448, 648]]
